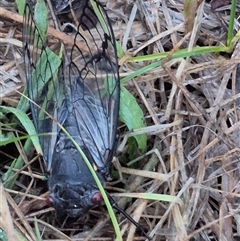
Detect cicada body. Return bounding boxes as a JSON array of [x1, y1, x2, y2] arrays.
[[23, 0, 120, 218]]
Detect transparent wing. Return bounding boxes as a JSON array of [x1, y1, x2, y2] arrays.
[[23, 0, 120, 172], [23, 0, 66, 170], [67, 0, 120, 171]]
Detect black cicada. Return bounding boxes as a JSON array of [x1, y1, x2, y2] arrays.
[[23, 0, 119, 218], [23, 0, 150, 238]]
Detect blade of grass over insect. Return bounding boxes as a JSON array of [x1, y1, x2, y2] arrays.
[[58, 124, 122, 241], [68, 137, 122, 240]]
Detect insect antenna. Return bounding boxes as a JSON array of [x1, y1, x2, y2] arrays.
[[107, 194, 151, 240]]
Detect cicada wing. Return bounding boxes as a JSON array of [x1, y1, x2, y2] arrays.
[[23, 0, 66, 170], [67, 0, 120, 171]]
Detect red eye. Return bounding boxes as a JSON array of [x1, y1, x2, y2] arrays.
[[91, 192, 102, 205], [46, 196, 54, 207]]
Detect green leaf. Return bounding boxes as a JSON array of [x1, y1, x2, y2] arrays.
[[30, 47, 61, 101], [119, 86, 147, 152], [127, 136, 138, 161], [18, 48, 62, 114], [0, 106, 42, 154], [17, 88, 29, 113], [16, 0, 26, 15], [34, 0, 48, 42]]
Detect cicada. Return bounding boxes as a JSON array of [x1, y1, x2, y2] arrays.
[[23, 0, 119, 218], [23, 0, 150, 238]]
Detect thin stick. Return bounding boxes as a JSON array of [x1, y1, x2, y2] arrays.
[[0, 7, 89, 52]]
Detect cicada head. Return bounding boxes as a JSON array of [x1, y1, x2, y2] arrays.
[[46, 145, 105, 218], [46, 181, 102, 218]]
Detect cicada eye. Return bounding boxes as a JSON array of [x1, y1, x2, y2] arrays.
[[46, 196, 54, 207], [91, 192, 102, 205]]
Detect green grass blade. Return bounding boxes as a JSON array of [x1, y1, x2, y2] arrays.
[[0, 106, 41, 154], [56, 122, 122, 241], [227, 0, 237, 46]]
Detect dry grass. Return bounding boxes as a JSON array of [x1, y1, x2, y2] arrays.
[[1, 0, 240, 240]]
